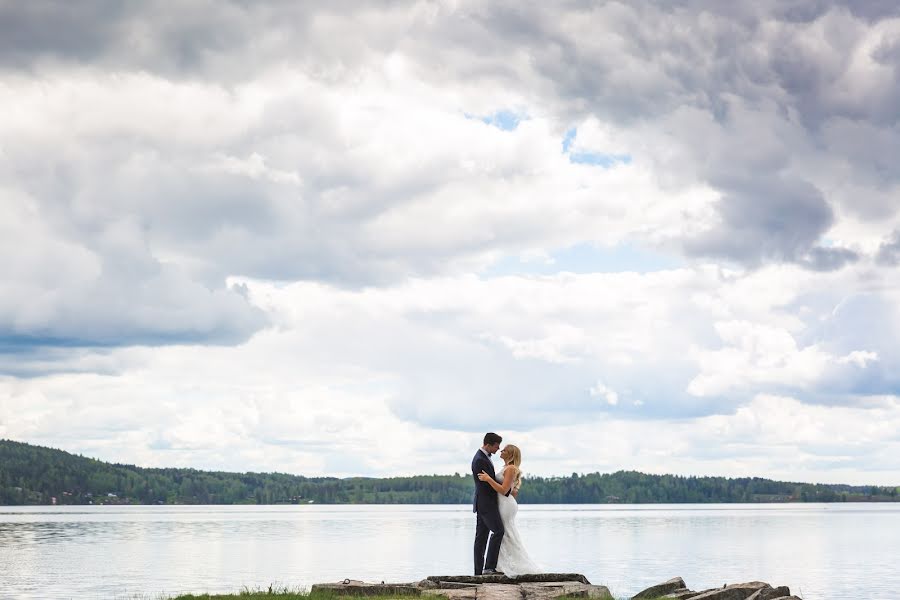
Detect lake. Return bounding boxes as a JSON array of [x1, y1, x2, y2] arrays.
[[0, 503, 897, 600]]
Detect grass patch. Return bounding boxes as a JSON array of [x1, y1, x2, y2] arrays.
[[169, 589, 419, 600], [170, 585, 310, 600]]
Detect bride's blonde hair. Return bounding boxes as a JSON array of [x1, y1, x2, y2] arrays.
[[504, 444, 523, 492]]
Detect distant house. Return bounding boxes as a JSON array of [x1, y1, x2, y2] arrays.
[[107, 493, 117, 498]]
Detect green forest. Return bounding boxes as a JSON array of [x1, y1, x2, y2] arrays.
[[2, 439, 897, 505]]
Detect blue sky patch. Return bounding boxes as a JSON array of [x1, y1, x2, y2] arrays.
[[562, 127, 631, 167], [570, 151, 632, 167], [465, 109, 524, 131]]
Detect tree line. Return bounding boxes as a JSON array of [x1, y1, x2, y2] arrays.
[[2, 439, 897, 505]]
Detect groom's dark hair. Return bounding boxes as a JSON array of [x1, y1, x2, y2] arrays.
[[483, 432, 502, 445]]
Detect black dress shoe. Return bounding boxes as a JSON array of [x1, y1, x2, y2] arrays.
[[482, 569, 504, 575]]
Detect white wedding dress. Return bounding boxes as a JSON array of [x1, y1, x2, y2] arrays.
[[495, 466, 542, 576]]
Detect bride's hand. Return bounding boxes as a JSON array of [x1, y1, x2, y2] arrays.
[[477, 471, 490, 481]]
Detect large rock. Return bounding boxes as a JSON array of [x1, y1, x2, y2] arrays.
[[632, 577, 687, 599], [688, 582, 769, 600], [745, 587, 791, 600], [663, 591, 704, 599]]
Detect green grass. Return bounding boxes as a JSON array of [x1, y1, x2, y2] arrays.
[[169, 589, 420, 600], [170, 586, 316, 600]]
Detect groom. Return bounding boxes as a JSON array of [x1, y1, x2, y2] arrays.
[[472, 432, 504, 575]]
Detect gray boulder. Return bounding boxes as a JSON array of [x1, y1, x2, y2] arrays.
[[632, 577, 687, 599], [745, 587, 791, 600], [689, 582, 769, 600], [663, 591, 704, 599]]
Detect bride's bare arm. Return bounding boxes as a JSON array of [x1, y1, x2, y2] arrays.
[[477, 467, 516, 495]]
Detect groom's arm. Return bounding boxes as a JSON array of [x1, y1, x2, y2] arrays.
[[472, 455, 493, 489], [479, 466, 515, 496]]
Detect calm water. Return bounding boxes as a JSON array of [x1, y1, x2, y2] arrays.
[[0, 503, 897, 600]]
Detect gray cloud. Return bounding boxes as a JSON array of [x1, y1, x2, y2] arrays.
[[0, 1, 130, 67], [684, 175, 858, 269], [0, 264, 266, 360], [394, 1, 894, 268], [876, 230, 900, 266], [0, 1, 411, 82]]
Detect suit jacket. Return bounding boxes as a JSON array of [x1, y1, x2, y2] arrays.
[[471, 449, 498, 514]]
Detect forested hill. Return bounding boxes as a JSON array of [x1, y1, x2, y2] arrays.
[[2, 439, 897, 505]]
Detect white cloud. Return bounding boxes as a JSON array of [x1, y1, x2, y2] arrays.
[[589, 382, 619, 406], [1, 1, 900, 485], [838, 350, 879, 368], [687, 320, 836, 397]]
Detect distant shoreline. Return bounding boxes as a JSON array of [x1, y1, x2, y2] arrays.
[[4, 497, 900, 507], [3, 438, 899, 506]]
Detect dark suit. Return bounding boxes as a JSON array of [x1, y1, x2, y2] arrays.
[[472, 449, 504, 575]]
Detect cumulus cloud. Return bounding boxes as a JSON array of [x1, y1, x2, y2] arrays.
[[2, 1, 900, 482]]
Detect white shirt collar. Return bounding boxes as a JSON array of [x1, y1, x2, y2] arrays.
[[480, 447, 493, 458]]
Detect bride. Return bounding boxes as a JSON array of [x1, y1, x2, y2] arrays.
[[477, 444, 542, 576]]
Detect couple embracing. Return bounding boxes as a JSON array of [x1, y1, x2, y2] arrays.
[[471, 432, 541, 577]]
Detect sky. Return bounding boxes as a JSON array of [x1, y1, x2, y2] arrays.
[[2, 1, 900, 485]]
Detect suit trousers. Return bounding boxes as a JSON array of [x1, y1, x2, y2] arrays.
[[474, 504, 505, 575]]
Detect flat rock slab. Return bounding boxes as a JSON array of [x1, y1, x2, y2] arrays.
[[518, 582, 612, 600], [424, 589, 478, 600], [427, 581, 611, 600], [477, 583, 524, 600], [313, 575, 608, 599], [427, 574, 592, 586]]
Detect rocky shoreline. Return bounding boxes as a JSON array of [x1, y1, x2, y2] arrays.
[[311, 574, 800, 600]]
